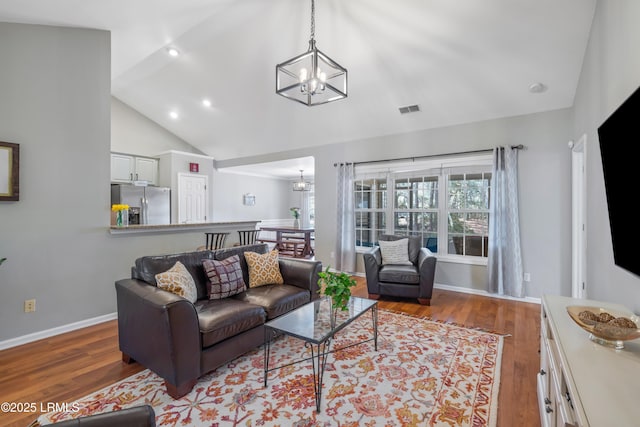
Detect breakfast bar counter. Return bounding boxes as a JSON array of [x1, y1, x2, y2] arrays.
[[109, 220, 259, 235]]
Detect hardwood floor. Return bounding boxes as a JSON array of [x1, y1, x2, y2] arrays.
[[0, 278, 541, 427]]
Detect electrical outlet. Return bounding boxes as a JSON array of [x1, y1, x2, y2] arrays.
[[523, 273, 531, 282], [330, 251, 335, 258], [24, 299, 36, 313]]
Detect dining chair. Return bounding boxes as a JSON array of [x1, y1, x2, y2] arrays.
[[236, 229, 260, 246], [205, 232, 229, 250]]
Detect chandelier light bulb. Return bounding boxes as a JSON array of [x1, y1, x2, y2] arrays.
[[300, 68, 308, 82]]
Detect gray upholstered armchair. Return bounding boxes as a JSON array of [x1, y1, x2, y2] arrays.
[[363, 235, 437, 305]]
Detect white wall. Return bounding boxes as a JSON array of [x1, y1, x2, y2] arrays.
[[573, 0, 640, 312]]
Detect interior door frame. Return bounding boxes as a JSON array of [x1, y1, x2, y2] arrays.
[[177, 172, 209, 224], [571, 134, 587, 299]]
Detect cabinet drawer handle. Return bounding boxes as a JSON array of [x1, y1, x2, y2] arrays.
[[540, 369, 546, 376], [545, 406, 553, 414], [544, 398, 551, 405]]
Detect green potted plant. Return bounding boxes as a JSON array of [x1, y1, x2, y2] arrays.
[[318, 266, 356, 311]]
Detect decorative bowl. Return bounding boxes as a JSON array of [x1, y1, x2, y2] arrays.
[[567, 305, 640, 349]]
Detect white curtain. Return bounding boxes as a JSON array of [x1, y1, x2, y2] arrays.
[[335, 163, 356, 273], [487, 146, 524, 297]]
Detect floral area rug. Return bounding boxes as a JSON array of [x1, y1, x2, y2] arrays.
[[36, 310, 503, 426]]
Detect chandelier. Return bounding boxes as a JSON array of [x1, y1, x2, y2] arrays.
[[276, 0, 347, 106], [293, 170, 311, 191]]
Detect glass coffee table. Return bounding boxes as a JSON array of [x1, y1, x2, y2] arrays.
[[264, 296, 378, 412]]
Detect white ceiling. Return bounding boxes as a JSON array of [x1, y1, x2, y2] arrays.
[[0, 0, 596, 177]]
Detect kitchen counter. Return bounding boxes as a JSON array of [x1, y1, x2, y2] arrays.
[[109, 220, 260, 235]]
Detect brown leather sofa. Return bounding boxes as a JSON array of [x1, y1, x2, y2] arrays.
[[363, 235, 437, 305], [115, 243, 321, 398]]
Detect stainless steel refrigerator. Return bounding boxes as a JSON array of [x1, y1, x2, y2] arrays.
[[111, 184, 170, 225]]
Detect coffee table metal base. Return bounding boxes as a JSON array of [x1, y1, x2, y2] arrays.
[[263, 302, 377, 413]]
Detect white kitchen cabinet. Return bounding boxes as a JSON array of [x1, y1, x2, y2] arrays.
[[111, 153, 158, 185], [539, 295, 640, 427]]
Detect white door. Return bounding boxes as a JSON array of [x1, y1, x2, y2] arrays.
[[178, 173, 208, 223], [571, 135, 587, 299]]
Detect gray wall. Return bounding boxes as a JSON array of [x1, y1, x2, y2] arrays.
[[0, 23, 237, 343], [311, 109, 574, 299], [573, 0, 640, 313], [211, 171, 292, 222], [111, 97, 202, 157], [219, 108, 574, 299]]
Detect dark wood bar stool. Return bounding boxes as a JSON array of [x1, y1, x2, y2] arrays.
[[236, 229, 260, 246], [205, 232, 229, 250]]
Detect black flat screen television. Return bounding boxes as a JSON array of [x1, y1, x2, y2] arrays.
[[597, 85, 640, 277]]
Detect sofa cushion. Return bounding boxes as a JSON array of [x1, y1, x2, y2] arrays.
[[232, 284, 310, 320], [244, 250, 284, 288], [379, 264, 420, 284], [378, 238, 412, 265], [202, 255, 246, 299], [154, 261, 198, 303], [194, 298, 266, 348], [134, 250, 216, 300], [215, 243, 268, 288]]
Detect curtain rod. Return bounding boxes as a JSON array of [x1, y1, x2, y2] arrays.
[[334, 144, 524, 167]]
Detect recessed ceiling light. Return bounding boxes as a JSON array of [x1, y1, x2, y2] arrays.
[[529, 82, 547, 94], [167, 47, 180, 57], [202, 99, 212, 108], [169, 111, 179, 119]]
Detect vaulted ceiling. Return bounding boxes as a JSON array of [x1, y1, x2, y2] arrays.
[[1, 0, 596, 165]]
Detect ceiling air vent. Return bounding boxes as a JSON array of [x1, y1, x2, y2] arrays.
[[398, 104, 420, 114]]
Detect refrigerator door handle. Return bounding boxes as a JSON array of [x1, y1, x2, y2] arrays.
[[141, 197, 147, 224]]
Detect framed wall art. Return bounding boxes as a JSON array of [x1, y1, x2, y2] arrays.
[[0, 141, 19, 201], [243, 193, 256, 206]]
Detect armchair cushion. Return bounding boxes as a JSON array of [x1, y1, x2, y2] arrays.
[[379, 234, 422, 264], [378, 238, 412, 265], [379, 264, 420, 284]]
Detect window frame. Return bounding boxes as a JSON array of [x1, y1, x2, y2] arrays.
[[354, 155, 492, 265]]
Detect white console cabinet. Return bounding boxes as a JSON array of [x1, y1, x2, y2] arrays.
[[539, 295, 640, 427]]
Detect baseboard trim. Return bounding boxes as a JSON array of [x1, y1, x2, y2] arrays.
[[0, 312, 117, 351], [351, 272, 541, 305], [434, 283, 541, 304]]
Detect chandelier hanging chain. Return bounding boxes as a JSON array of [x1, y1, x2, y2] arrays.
[[310, 0, 315, 41], [275, 0, 347, 106]]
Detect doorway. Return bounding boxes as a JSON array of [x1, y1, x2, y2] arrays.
[[178, 173, 208, 223], [571, 135, 587, 298]]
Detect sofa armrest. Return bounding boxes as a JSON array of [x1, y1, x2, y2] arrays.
[[278, 258, 322, 300], [363, 247, 382, 291], [115, 279, 201, 391]]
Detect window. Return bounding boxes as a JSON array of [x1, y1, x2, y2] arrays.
[[354, 156, 492, 261], [447, 172, 491, 257]]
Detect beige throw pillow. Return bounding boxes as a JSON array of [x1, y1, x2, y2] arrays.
[[379, 238, 413, 265], [244, 250, 284, 288], [155, 261, 198, 303]]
